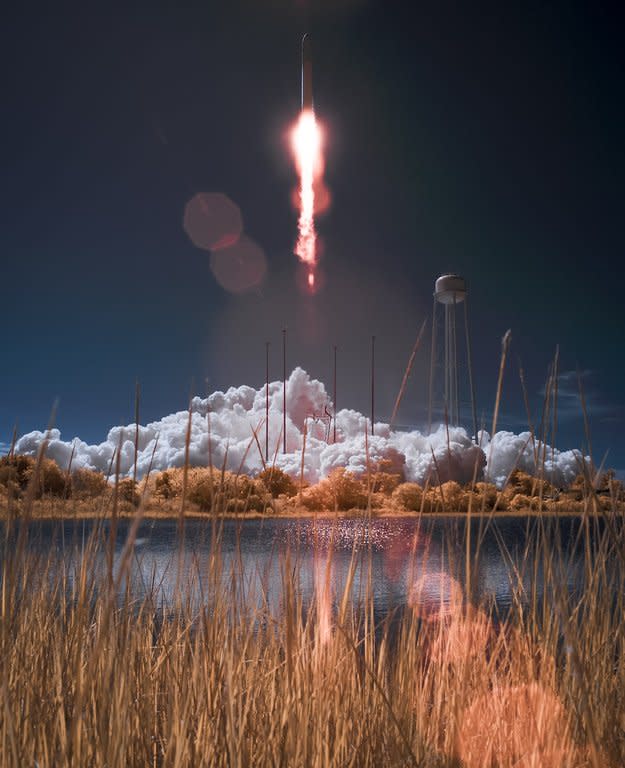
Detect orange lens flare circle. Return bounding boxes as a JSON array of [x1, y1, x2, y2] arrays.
[[291, 109, 324, 292]]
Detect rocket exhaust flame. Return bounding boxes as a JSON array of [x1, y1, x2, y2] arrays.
[[292, 108, 323, 290]]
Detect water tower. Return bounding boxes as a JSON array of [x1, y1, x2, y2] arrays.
[[427, 274, 478, 438]]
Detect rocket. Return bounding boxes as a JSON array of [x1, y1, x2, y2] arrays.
[[301, 34, 313, 111]]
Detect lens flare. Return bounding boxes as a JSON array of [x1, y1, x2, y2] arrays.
[[291, 109, 324, 291], [408, 571, 463, 622], [457, 683, 573, 767]]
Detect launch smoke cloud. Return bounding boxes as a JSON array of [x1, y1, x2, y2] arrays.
[[15, 367, 584, 489]]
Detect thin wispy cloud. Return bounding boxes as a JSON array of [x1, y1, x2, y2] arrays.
[[538, 369, 618, 424]]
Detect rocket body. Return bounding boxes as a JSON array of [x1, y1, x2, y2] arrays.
[[301, 34, 313, 111]]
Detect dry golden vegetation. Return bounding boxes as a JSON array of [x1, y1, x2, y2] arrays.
[[3, 329, 623, 765], [1, 451, 625, 767], [0, 453, 623, 520]]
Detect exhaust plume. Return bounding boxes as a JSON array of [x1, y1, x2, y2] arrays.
[[291, 109, 324, 290]]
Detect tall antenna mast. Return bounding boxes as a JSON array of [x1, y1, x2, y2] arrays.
[[333, 344, 337, 443], [370, 335, 375, 436], [282, 329, 287, 453], [265, 341, 270, 462]]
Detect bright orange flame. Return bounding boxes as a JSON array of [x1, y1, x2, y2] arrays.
[[291, 109, 323, 290]]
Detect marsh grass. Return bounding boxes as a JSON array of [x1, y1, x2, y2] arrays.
[[2, 338, 625, 766], [2, 469, 625, 766]]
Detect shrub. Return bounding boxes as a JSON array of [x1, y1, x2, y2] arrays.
[[439, 481, 467, 511], [552, 498, 583, 514], [188, 469, 236, 511], [116, 478, 139, 506], [71, 468, 108, 498], [597, 470, 624, 498], [189, 478, 213, 510], [327, 468, 368, 510], [506, 469, 533, 495], [189, 470, 269, 513], [568, 474, 588, 501], [154, 470, 175, 499], [0, 456, 67, 499], [608, 475, 625, 501], [299, 469, 370, 512], [22, 458, 67, 498], [151, 468, 208, 500], [566, 471, 624, 502], [391, 483, 423, 511], [44, 460, 67, 496], [1, 480, 20, 502], [0, 464, 17, 489], [369, 492, 387, 510], [509, 493, 542, 512], [370, 471, 402, 495], [422, 488, 442, 513], [225, 493, 267, 513], [506, 469, 554, 498], [300, 483, 332, 511], [369, 460, 402, 494], [0, 454, 35, 490], [258, 467, 297, 498], [472, 482, 499, 507], [231, 475, 269, 512]]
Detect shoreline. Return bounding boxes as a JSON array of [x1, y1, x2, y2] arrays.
[[3, 456, 622, 523], [2, 504, 622, 522]]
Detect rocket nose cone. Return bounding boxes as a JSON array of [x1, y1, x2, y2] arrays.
[[302, 33, 312, 62], [301, 33, 313, 110]]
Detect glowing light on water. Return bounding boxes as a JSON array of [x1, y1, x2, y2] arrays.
[[314, 554, 332, 647]]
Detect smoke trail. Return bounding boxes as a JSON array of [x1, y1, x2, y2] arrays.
[[291, 109, 323, 290]]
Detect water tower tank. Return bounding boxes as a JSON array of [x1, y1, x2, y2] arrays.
[[434, 274, 467, 305], [428, 272, 476, 438]]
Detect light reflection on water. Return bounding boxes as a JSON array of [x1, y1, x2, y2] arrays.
[[4, 515, 593, 620]]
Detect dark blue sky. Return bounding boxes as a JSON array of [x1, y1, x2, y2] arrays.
[[3, 1, 624, 471]]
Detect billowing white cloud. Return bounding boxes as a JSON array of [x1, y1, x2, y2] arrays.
[[479, 430, 583, 488], [14, 367, 585, 488]]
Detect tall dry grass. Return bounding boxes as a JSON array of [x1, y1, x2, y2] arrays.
[[1, 338, 624, 766], [1, 480, 625, 766]]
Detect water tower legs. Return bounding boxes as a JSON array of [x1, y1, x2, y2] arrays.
[[427, 274, 477, 439], [464, 298, 478, 441], [427, 295, 437, 434]]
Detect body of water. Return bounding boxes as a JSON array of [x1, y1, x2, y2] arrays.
[[4, 515, 601, 622]]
